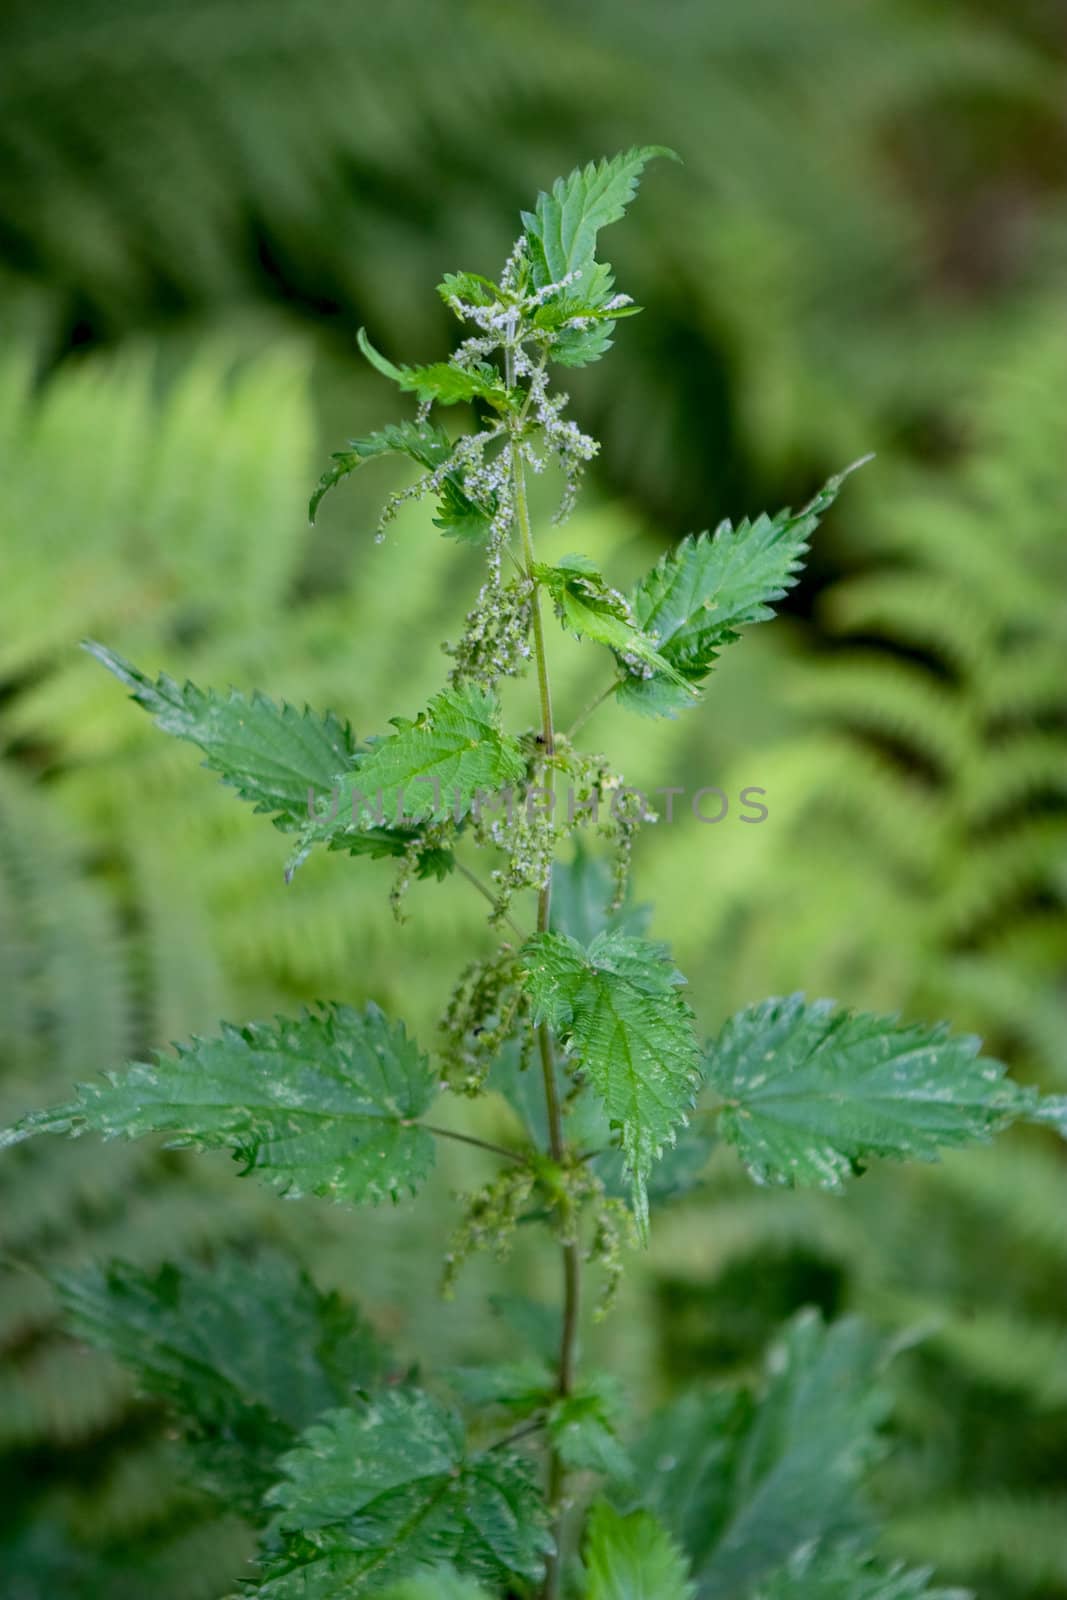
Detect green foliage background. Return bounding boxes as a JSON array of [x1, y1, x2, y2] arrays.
[[0, 1, 1064, 1595]]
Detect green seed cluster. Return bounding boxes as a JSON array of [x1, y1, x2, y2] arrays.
[[440, 947, 530, 1096]]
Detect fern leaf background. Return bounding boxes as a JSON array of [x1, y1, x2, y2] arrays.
[[636, 307, 1067, 1599]]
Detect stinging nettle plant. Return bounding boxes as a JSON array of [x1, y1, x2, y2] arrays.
[[5, 148, 1067, 1600]]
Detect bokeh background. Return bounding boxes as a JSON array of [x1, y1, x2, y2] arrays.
[[1, 2, 1065, 1596]]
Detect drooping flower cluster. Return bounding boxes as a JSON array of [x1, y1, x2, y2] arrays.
[[387, 820, 457, 922], [441, 236, 604, 527], [468, 738, 656, 926], [441, 1147, 638, 1319], [445, 573, 534, 691], [510, 351, 599, 526], [374, 422, 508, 547], [368, 233, 616, 700], [585, 1184, 640, 1321], [441, 1164, 537, 1299], [440, 946, 531, 1097]]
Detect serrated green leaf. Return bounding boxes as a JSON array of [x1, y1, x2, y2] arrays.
[[529, 263, 637, 367], [309, 419, 454, 521], [754, 1546, 969, 1600], [85, 641, 356, 831], [521, 930, 702, 1237], [447, 1360, 553, 1416], [326, 825, 455, 880], [399, 361, 510, 408], [358, 327, 511, 409], [253, 1390, 551, 1597], [448, 1363, 630, 1481], [706, 993, 1039, 1191], [593, 1118, 715, 1210], [53, 1252, 384, 1515], [2, 1002, 438, 1207], [86, 643, 453, 875], [437, 270, 501, 310], [618, 461, 870, 716], [521, 147, 677, 366], [532, 291, 642, 336], [549, 1377, 631, 1481], [632, 1311, 890, 1597], [522, 146, 676, 293], [536, 557, 695, 694], [432, 473, 494, 543], [297, 684, 527, 864], [355, 324, 406, 382], [583, 1502, 695, 1600]]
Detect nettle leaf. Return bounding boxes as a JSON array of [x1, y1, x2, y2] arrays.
[[309, 419, 454, 521], [532, 288, 642, 335], [706, 993, 1042, 1191], [54, 1252, 385, 1515], [583, 1503, 695, 1600], [490, 1030, 709, 1212], [86, 641, 355, 831], [521, 146, 677, 365], [531, 287, 638, 371], [447, 1359, 553, 1416], [400, 361, 511, 409], [522, 164, 623, 284], [618, 461, 870, 716], [593, 1118, 715, 1210], [309, 413, 491, 539], [438, 269, 501, 311], [87, 644, 455, 877], [298, 684, 527, 864], [451, 1360, 630, 1480], [358, 327, 512, 410], [433, 473, 494, 543], [754, 1546, 969, 1600], [327, 825, 456, 881], [536, 557, 695, 695], [356, 325, 406, 384], [2, 1002, 438, 1207], [548, 1377, 631, 1481], [254, 1390, 551, 1597], [632, 1311, 890, 1598], [521, 930, 702, 1237]]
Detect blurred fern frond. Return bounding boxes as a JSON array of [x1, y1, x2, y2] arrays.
[[0, 758, 261, 1594], [637, 308, 1067, 1599]]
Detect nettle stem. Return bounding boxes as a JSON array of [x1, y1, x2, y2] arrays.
[[508, 413, 581, 1599]]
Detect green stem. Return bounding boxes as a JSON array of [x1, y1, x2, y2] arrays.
[[415, 1122, 525, 1163], [566, 676, 622, 741], [490, 1414, 549, 1452], [509, 419, 580, 1600]]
